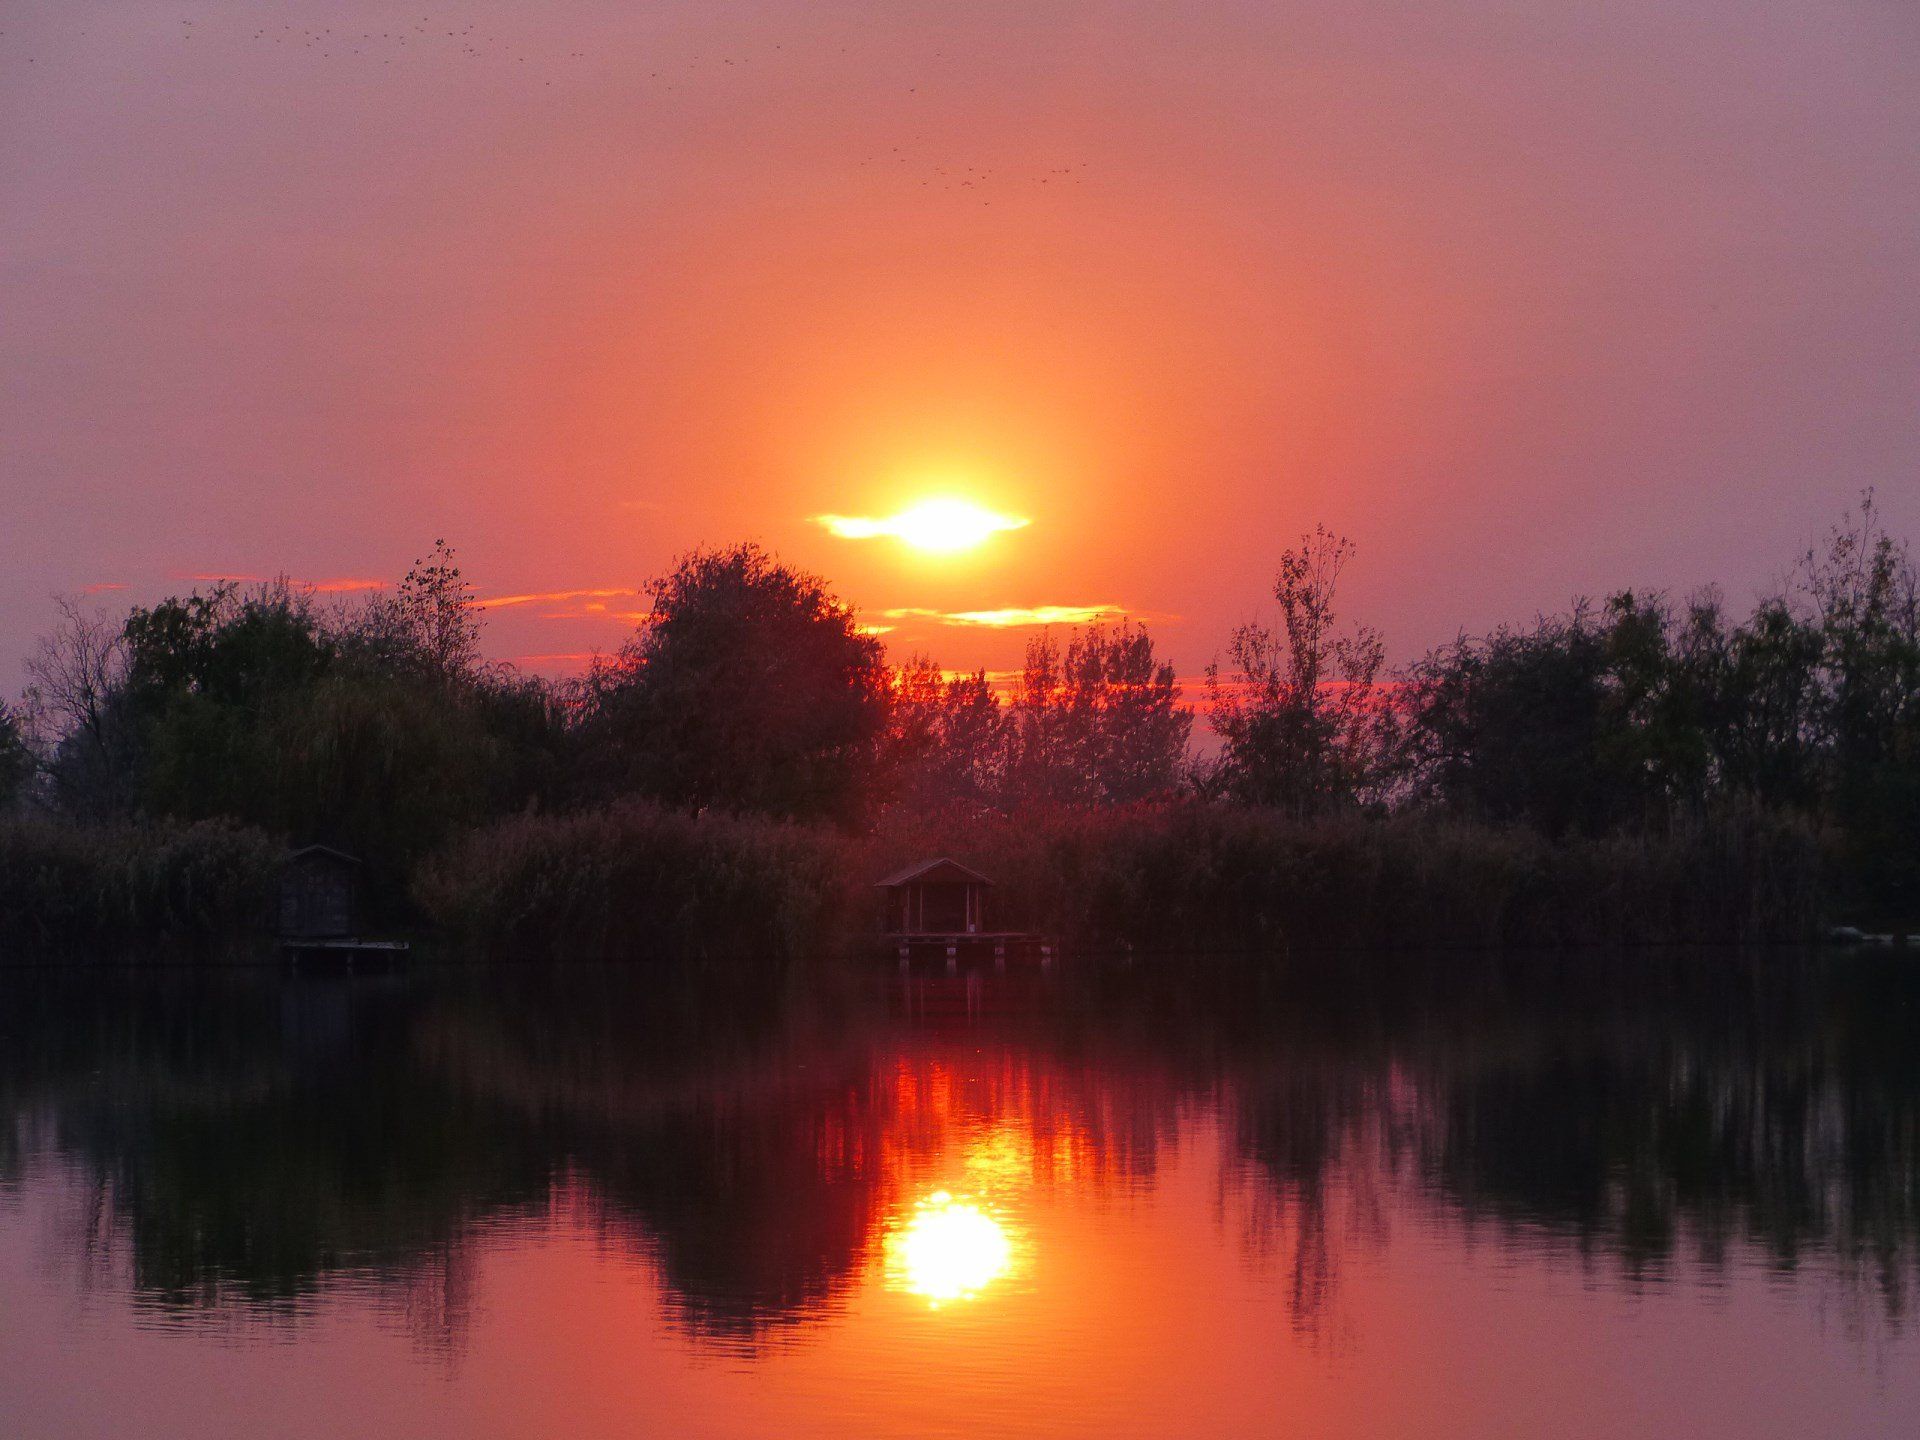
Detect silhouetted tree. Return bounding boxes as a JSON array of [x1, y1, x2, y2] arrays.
[[123, 582, 332, 823], [1406, 604, 1633, 833], [347, 539, 484, 683], [1006, 632, 1073, 804], [1674, 591, 1823, 809], [1207, 527, 1394, 813], [1399, 494, 1918, 876], [1403, 592, 1726, 833], [584, 544, 890, 823], [1008, 622, 1191, 806], [25, 597, 135, 816], [0, 702, 32, 810], [13, 553, 565, 915], [1804, 493, 1920, 905], [109, 580, 505, 893], [883, 658, 1011, 813]]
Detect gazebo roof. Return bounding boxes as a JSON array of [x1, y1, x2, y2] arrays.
[[285, 844, 362, 866], [873, 857, 994, 890]]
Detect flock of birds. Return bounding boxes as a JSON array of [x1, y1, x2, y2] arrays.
[[861, 152, 1094, 200], [230, 16, 586, 66], [5, 12, 1093, 206]]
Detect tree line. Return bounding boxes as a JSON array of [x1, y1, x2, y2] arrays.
[[2, 494, 1915, 921]]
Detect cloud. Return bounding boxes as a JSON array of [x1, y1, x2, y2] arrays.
[[517, 595, 653, 624], [476, 587, 643, 612], [78, 582, 128, 595], [534, 605, 652, 624], [881, 604, 1129, 628], [171, 572, 383, 594]]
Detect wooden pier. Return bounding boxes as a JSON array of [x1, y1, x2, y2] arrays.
[[282, 937, 412, 971], [888, 930, 1056, 970]]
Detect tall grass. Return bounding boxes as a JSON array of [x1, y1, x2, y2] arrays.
[[417, 798, 1824, 960], [5, 798, 1817, 963], [0, 817, 282, 958], [859, 800, 1827, 951], [413, 800, 851, 961]]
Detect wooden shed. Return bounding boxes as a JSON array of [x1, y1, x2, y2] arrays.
[[278, 845, 362, 941], [876, 858, 993, 937]]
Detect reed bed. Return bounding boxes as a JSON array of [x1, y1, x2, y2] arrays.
[[860, 801, 1827, 952], [412, 800, 850, 961], [418, 797, 1827, 963], [0, 817, 281, 958], [1, 795, 1823, 962]]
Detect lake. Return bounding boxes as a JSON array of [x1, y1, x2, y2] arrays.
[[2, 953, 1917, 1438]]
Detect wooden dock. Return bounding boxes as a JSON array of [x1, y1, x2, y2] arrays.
[[282, 937, 412, 971], [887, 931, 1056, 970]]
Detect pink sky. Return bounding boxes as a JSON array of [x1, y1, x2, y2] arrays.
[[3, 0, 1916, 683]]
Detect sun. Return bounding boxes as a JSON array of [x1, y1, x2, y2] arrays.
[[886, 1190, 1015, 1304], [814, 498, 1031, 554], [887, 499, 1027, 553]]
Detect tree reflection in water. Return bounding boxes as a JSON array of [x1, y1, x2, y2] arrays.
[[1, 954, 1916, 1354]]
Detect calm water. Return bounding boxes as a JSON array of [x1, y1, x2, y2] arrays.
[[2, 954, 1918, 1439]]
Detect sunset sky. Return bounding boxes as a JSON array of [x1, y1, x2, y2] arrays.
[[4, 1, 1917, 683]]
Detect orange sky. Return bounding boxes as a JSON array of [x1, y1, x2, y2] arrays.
[[3, 1, 1917, 683]]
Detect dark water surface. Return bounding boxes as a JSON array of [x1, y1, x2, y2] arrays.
[[3, 953, 1918, 1438]]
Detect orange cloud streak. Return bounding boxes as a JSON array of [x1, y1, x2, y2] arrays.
[[173, 572, 384, 594], [477, 587, 644, 611]]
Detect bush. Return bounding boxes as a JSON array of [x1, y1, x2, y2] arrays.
[[0, 817, 282, 958], [413, 800, 852, 961]]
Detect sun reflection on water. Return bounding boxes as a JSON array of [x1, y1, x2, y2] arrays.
[[886, 1190, 1015, 1306]]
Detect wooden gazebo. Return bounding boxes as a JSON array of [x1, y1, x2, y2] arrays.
[[279, 844, 363, 941], [277, 844, 410, 967], [876, 858, 993, 937]]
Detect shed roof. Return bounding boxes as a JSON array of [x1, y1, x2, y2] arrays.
[[285, 844, 362, 867], [873, 857, 994, 889]]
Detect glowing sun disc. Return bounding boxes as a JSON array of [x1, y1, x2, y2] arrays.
[[815, 499, 1030, 554]]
